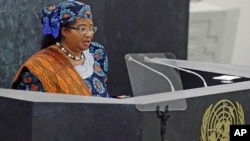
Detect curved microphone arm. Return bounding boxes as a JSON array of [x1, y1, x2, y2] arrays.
[[144, 56, 208, 87], [127, 56, 175, 92]]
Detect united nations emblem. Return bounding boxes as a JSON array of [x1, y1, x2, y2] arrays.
[[200, 99, 245, 141]]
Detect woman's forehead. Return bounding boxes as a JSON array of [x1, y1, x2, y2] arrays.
[[75, 18, 93, 25]]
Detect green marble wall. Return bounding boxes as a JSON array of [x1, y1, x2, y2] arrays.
[[0, 0, 62, 88], [0, 0, 189, 95]]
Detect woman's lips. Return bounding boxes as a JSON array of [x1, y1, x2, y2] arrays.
[[83, 41, 90, 46]]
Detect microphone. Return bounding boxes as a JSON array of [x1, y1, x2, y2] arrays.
[[126, 55, 175, 92], [143, 56, 208, 87]]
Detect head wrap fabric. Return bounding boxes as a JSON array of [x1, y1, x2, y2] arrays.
[[41, 0, 92, 38]]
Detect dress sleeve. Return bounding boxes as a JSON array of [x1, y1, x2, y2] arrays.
[[15, 69, 44, 92]]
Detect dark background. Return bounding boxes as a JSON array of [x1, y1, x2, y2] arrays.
[[0, 0, 189, 96], [85, 0, 189, 96]]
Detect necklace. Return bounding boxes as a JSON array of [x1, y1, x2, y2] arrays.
[[56, 42, 84, 61]]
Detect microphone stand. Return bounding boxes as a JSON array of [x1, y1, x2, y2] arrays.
[[144, 56, 208, 87], [156, 105, 170, 141], [126, 56, 175, 92]]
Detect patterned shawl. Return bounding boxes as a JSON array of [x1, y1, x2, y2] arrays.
[[12, 45, 91, 96]]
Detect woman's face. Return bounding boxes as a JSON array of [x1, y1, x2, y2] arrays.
[[62, 18, 95, 53]]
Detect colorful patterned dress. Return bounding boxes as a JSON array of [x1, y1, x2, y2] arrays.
[[14, 42, 109, 97]]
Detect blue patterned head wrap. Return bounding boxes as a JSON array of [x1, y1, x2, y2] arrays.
[[41, 0, 92, 38]]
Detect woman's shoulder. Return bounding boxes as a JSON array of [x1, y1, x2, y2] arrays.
[[89, 42, 105, 49], [89, 42, 107, 55], [27, 46, 58, 59]]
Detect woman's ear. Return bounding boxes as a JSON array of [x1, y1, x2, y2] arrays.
[[61, 27, 67, 37]]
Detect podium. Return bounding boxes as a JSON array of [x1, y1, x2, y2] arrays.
[[1, 57, 250, 141]]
